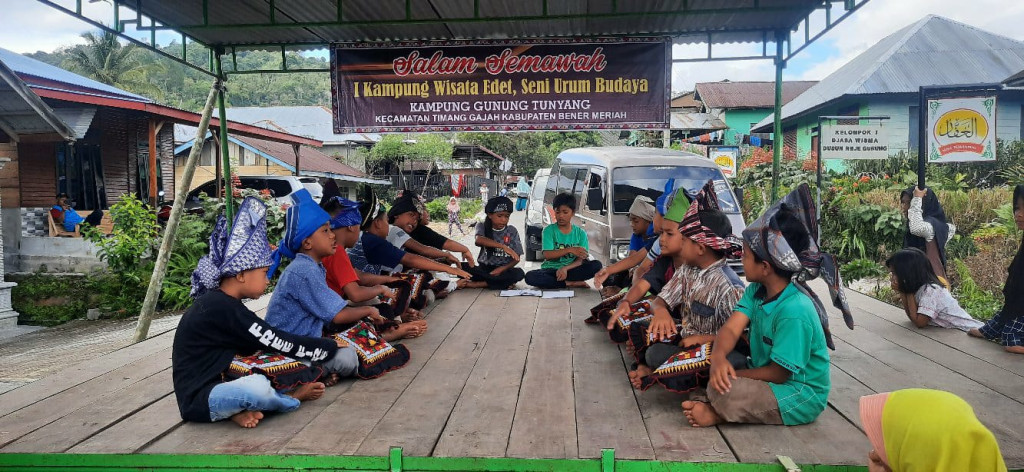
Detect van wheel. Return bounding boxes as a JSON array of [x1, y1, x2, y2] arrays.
[[525, 250, 538, 262]]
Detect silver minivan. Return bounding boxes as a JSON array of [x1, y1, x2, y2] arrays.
[[531, 147, 744, 268]]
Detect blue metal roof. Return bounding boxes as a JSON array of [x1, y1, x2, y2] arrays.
[[0, 47, 150, 102], [753, 15, 1024, 131]]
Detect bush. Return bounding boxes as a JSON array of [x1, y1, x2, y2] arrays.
[[10, 273, 90, 326], [88, 266, 152, 318], [820, 196, 903, 262], [160, 213, 209, 310], [83, 194, 159, 273], [950, 259, 1002, 321], [841, 258, 886, 285], [425, 197, 482, 222]]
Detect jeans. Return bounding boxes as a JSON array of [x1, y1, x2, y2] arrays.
[[317, 347, 360, 376], [207, 374, 300, 422], [524, 260, 603, 289]]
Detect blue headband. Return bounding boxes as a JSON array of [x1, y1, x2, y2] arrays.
[[268, 189, 330, 279], [655, 178, 676, 216], [328, 197, 361, 229]]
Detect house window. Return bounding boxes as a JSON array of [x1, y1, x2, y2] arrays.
[[909, 105, 920, 153], [57, 142, 106, 210]]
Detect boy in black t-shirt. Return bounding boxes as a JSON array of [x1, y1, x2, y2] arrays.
[[173, 197, 345, 428]]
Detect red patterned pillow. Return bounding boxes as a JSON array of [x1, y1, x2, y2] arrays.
[[332, 321, 410, 379], [224, 352, 325, 391]]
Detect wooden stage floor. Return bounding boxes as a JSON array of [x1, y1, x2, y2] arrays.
[[0, 282, 1022, 468]]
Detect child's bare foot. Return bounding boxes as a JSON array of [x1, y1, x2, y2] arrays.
[[967, 328, 985, 338], [459, 280, 487, 289], [628, 365, 652, 389], [681, 400, 723, 428], [230, 410, 264, 428], [322, 374, 341, 387], [1006, 345, 1024, 354], [600, 286, 621, 298], [402, 308, 424, 322], [287, 382, 326, 401], [384, 320, 428, 340], [566, 281, 589, 288], [456, 279, 471, 289]]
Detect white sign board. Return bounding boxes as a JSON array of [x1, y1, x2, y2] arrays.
[[707, 146, 739, 177], [820, 122, 889, 160], [927, 96, 997, 163]]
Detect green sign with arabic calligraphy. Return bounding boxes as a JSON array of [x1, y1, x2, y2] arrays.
[[927, 96, 997, 162]]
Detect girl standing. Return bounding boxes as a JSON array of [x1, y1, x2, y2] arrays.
[[447, 197, 465, 236], [969, 184, 1024, 354], [885, 248, 982, 331], [459, 196, 525, 289]]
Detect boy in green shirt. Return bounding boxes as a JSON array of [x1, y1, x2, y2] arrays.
[[525, 193, 602, 289], [682, 184, 854, 427]]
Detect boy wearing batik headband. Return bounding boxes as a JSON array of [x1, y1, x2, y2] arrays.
[[173, 197, 347, 428], [682, 183, 855, 428], [263, 189, 372, 379], [627, 180, 746, 389], [322, 196, 427, 340], [460, 196, 526, 289]]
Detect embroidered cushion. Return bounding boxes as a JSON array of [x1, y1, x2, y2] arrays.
[[332, 320, 410, 379], [587, 292, 625, 324], [394, 271, 432, 309], [639, 342, 714, 393], [223, 352, 325, 391], [599, 300, 654, 343]]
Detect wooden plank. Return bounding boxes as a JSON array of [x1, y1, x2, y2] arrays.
[[629, 378, 735, 463], [506, 297, 578, 459], [830, 324, 1024, 467], [827, 363, 876, 430], [0, 347, 172, 448], [0, 330, 174, 418], [68, 395, 182, 454], [433, 296, 540, 458], [569, 290, 656, 460], [354, 291, 507, 457], [279, 288, 482, 455], [3, 369, 173, 453], [719, 407, 869, 465], [849, 306, 1024, 404]]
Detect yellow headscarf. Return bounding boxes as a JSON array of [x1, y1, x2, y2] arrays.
[[861, 389, 1006, 472]]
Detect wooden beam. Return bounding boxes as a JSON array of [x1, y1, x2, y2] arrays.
[[148, 118, 158, 207], [292, 143, 300, 176], [211, 132, 222, 198]]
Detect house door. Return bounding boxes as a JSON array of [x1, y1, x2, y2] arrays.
[[57, 142, 107, 210]]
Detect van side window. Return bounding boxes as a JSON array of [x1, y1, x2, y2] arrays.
[[557, 165, 579, 196], [583, 166, 606, 214]]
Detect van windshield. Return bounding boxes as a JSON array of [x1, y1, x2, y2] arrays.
[[531, 175, 549, 199], [612, 166, 739, 214]]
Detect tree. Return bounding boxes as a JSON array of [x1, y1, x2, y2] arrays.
[[62, 30, 165, 99], [367, 134, 454, 193]]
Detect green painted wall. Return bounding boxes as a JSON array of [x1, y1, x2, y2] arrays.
[[722, 109, 772, 145]]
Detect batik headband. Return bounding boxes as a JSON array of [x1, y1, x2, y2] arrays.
[[742, 183, 854, 350], [359, 192, 383, 229], [677, 180, 742, 259], [191, 196, 273, 298], [328, 196, 361, 229]]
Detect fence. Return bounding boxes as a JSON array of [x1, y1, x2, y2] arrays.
[[377, 174, 497, 201]]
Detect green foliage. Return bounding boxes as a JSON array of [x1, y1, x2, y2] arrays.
[[160, 214, 209, 310], [61, 31, 165, 100], [840, 259, 886, 285], [10, 273, 89, 326], [820, 198, 903, 262], [950, 259, 1001, 321], [425, 197, 482, 222], [732, 150, 816, 222], [946, 234, 978, 260], [88, 266, 152, 318], [455, 131, 601, 177], [83, 194, 159, 273], [459, 198, 482, 220]]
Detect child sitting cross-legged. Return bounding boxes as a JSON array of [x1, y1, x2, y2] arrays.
[[173, 196, 349, 428], [627, 181, 746, 391], [264, 189, 384, 382], [524, 193, 602, 289], [321, 196, 427, 340], [460, 196, 526, 289], [682, 184, 855, 428], [885, 247, 983, 332]]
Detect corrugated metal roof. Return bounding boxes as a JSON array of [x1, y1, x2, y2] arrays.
[[0, 56, 76, 140], [1004, 69, 1024, 87], [129, 0, 818, 47], [51, 107, 96, 139], [208, 106, 381, 145], [670, 91, 700, 109], [175, 132, 372, 180], [0, 47, 149, 102], [753, 15, 1024, 131], [670, 112, 727, 131], [694, 80, 817, 109]]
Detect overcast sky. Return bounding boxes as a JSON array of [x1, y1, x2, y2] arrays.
[[2, 0, 1023, 93]]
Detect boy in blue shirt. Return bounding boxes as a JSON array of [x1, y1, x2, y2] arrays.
[[682, 184, 854, 427], [525, 193, 602, 289]]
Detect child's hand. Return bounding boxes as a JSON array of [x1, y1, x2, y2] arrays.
[[593, 268, 609, 288], [571, 247, 589, 259], [450, 267, 472, 279], [365, 307, 384, 324], [555, 267, 569, 281], [606, 301, 629, 330], [709, 356, 736, 394], [462, 250, 477, 267], [444, 252, 460, 266], [913, 186, 927, 198], [648, 314, 678, 341], [503, 246, 520, 262], [490, 266, 506, 276], [335, 338, 349, 348], [378, 286, 395, 299]]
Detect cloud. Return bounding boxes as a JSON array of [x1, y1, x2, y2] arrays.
[[0, 2, 113, 53]]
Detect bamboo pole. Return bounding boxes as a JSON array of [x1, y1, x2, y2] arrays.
[[134, 81, 221, 343]]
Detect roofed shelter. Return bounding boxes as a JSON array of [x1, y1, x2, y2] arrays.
[[694, 80, 817, 145]]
